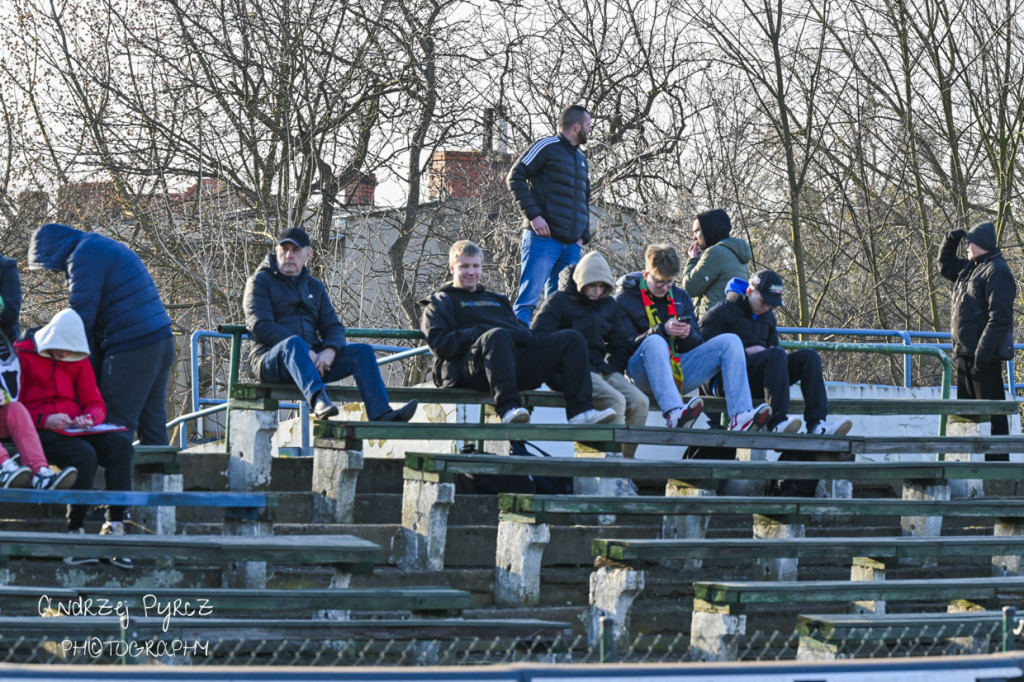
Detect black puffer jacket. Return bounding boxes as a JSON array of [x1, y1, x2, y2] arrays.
[[614, 272, 703, 356], [531, 260, 630, 374], [243, 254, 348, 377], [700, 291, 779, 348], [0, 254, 21, 341], [939, 230, 1016, 369], [419, 284, 534, 387], [507, 134, 592, 245]]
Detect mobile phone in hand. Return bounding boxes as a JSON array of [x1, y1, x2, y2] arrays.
[[676, 315, 692, 324]]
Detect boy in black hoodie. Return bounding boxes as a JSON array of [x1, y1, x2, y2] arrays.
[[532, 251, 650, 456], [420, 241, 616, 426]]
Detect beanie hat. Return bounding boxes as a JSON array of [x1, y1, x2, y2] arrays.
[[965, 221, 997, 252], [696, 209, 732, 248], [573, 252, 615, 298]]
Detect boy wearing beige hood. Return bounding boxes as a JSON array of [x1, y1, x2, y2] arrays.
[[532, 251, 650, 457]]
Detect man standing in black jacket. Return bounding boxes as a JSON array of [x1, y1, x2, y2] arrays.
[[939, 221, 1016, 456], [507, 105, 593, 324], [243, 227, 416, 422], [420, 240, 616, 426]]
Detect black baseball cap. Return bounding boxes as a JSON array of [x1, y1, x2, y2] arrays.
[[277, 227, 311, 248], [751, 269, 785, 307]]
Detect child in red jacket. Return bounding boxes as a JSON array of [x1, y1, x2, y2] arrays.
[[16, 308, 133, 569], [0, 294, 77, 490]]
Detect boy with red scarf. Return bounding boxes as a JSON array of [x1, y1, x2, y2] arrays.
[[614, 244, 770, 431]]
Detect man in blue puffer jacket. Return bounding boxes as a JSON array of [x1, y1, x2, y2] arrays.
[[507, 104, 593, 324], [28, 223, 174, 445]]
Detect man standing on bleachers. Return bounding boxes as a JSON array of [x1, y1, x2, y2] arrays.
[[419, 240, 616, 426], [939, 221, 1016, 458], [243, 227, 417, 422]]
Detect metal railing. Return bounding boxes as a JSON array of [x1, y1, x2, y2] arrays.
[[173, 326, 1015, 449]]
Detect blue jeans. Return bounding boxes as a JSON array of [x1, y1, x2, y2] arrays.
[[514, 230, 582, 323], [259, 337, 391, 419], [627, 334, 752, 417]]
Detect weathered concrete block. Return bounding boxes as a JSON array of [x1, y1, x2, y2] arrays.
[[753, 514, 804, 581], [574, 450, 625, 525], [133, 472, 183, 535], [690, 607, 747, 662], [398, 479, 454, 571], [901, 479, 949, 538], [662, 480, 712, 569], [993, 520, 1024, 576], [946, 420, 987, 499], [588, 567, 644, 649], [228, 409, 278, 491], [796, 635, 840, 661], [494, 519, 550, 606], [222, 518, 272, 589], [311, 443, 364, 523], [851, 557, 887, 614]]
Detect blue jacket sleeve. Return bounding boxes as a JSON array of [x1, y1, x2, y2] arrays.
[[65, 244, 105, 339]]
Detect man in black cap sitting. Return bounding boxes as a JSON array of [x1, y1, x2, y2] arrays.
[[700, 270, 852, 436], [940, 221, 1015, 458], [243, 227, 417, 421]]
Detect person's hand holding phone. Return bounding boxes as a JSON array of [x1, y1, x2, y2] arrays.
[[665, 315, 692, 338]]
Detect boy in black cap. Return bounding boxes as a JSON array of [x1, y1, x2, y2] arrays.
[[243, 227, 417, 422], [700, 270, 852, 436], [939, 221, 1015, 457]]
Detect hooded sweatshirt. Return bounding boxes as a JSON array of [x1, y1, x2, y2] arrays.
[[15, 309, 105, 429], [681, 239, 752, 319], [531, 252, 630, 373], [28, 223, 172, 354]]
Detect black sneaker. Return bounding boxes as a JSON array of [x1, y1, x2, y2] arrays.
[[373, 400, 418, 423], [312, 393, 339, 420], [33, 466, 78, 490], [0, 462, 32, 488]]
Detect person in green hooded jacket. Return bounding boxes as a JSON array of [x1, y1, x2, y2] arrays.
[[680, 208, 752, 319]]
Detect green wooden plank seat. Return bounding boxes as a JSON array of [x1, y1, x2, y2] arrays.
[[501, 493, 1024, 523], [593, 535, 1024, 567], [796, 611, 1005, 660], [0, 531, 380, 573], [694, 577, 1024, 612], [411, 453, 1024, 485], [0, 490, 275, 521], [131, 445, 181, 475]]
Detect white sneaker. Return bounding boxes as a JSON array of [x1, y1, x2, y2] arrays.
[[729, 403, 772, 432], [665, 397, 704, 429], [33, 466, 78, 490], [568, 407, 618, 425], [0, 458, 32, 488], [810, 418, 852, 436], [100, 521, 134, 570], [501, 407, 530, 424], [771, 417, 802, 433]]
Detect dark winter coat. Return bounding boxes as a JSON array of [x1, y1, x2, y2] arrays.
[[0, 254, 21, 341], [531, 265, 630, 374], [419, 284, 534, 387], [939, 230, 1016, 370], [243, 254, 348, 377], [27, 223, 172, 354], [614, 272, 704, 356], [700, 291, 779, 349], [680, 238, 752, 319], [507, 134, 592, 245]]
